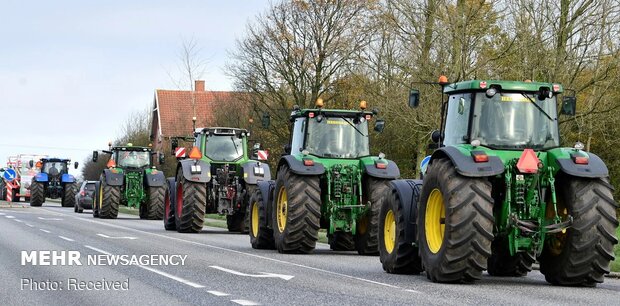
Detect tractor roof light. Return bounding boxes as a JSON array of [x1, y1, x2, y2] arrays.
[[574, 141, 585, 150], [188, 146, 202, 160], [106, 159, 116, 168], [516, 149, 540, 174], [309, 112, 315, 118], [479, 81, 487, 89], [471, 151, 489, 163], [316, 98, 324, 108], [360, 100, 367, 110], [485, 88, 497, 97], [438, 75, 448, 84]]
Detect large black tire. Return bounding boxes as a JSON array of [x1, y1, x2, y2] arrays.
[[0, 181, 6, 200], [30, 181, 45, 207], [272, 165, 321, 254], [92, 182, 100, 218], [61, 183, 77, 207], [227, 212, 246, 233], [175, 169, 207, 233], [539, 176, 619, 286], [418, 158, 494, 283], [355, 178, 391, 255], [12, 189, 19, 202], [242, 185, 257, 233], [99, 175, 120, 219], [163, 178, 177, 230], [143, 186, 165, 220], [249, 186, 275, 249], [379, 184, 423, 274], [487, 237, 535, 277], [328, 231, 355, 251]]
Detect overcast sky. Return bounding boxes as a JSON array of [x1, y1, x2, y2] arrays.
[[0, 0, 271, 177]]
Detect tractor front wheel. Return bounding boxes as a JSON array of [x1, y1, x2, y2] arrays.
[[98, 176, 120, 219], [355, 178, 391, 255], [418, 158, 494, 283], [61, 183, 77, 207], [272, 165, 321, 254], [379, 185, 423, 274], [30, 182, 45, 207], [142, 186, 165, 220], [249, 187, 275, 249], [539, 176, 619, 286], [175, 169, 207, 233], [227, 212, 246, 233], [328, 231, 355, 251], [163, 178, 177, 230], [487, 237, 535, 277]]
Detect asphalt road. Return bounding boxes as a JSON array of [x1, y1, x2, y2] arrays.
[[0, 200, 618, 305]]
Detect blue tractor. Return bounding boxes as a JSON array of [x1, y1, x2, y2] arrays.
[[30, 158, 79, 207]]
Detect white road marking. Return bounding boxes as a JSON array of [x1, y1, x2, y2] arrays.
[[43, 207, 404, 290], [58, 236, 75, 242], [210, 265, 294, 280], [39, 229, 50, 233], [231, 300, 260, 306], [13, 219, 23, 222], [97, 233, 137, 240], [404, 289, 422, 293], [25, 223, 34, 227], [0, 212, 5, 215], [84, 245, 205, 288], [207, 291, 230, 297], [38, 217, 62, 221], [5, 215, 15, 219]]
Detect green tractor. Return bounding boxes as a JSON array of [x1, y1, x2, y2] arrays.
[[91, 144, 166, 219], [163, 127, 271, 233], [379, 78, 618, 286], [249, 100, 400, 254]]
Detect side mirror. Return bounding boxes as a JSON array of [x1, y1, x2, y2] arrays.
[[431, 130, 442, 143], [92, 151, 99, 162], [74, 162, 79, 169], [29, 160, 34, 168], [374, 119, 385, 133], [171, 139, 178, 154], [261, 112, 271, 128], [560, 96, 576, 116], [408, 89, 420, 108], [283, 144, 291, 155], [158, 153, 165, 165]]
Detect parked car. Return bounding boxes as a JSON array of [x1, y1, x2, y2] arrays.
[[74, 181, 96, 213]]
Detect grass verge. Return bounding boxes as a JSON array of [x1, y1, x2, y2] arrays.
[[611, 226, 620, 272]]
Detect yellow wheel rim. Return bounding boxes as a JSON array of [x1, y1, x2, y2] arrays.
[[425, 188, 445, 254], [99, 184, 103, 209], [276, 186, 287, 232], [384, 209, 396, 254], [251, 201, 260, 237]]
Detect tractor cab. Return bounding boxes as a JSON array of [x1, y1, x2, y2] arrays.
[[198, 128, 249, 163], [112, 147, 152, 169]]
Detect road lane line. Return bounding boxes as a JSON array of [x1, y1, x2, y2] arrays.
[[0, 212, 5, 215], [231, 300, 260, 306], [97, 233, 137, 240], [25, 223, 34, 227], [83, 245, 205, 289], [39, 229, 51, 233], [13, 219, 23, 222], [58, 236, 75, 242], [43, 207, 404, 290], [5, 215, 15, 219], [210, 265, 294, 280], [207, 291, 230, 296]]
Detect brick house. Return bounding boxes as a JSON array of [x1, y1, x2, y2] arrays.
[[150, 80, 241, 162]]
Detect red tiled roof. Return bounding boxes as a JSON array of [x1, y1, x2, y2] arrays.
[[151, 88, 241, 141]]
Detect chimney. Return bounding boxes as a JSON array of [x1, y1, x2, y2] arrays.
[[194, 80, 205, 92]]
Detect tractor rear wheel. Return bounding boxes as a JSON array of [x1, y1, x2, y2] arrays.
[[175, 169, 207, 233], [418, 158, 494, 283], [142, 186, 165, 220], [98, 176, 120, 219], [61, 183, 77, 207], [272, 165, 321, 254], [30, 182, 45, 207], [227, 212, 245, 233], [163, 178, 177, 230], [539, 176, 618, 286], [249, 186, 275, 249], [355, 178, 391, 255], [379, 185, 423, 274], [329, 231, 355, 251], [487, 237, 534, 277]]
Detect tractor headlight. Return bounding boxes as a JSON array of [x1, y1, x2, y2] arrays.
[[253, 167, 265, 176], [190, 165, 202, 174]]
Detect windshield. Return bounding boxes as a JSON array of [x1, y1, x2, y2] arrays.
[[43, 162, 67, 175], [305, 117, 370, 158], [470, 92, 559, 149], [117, 151, 151, 168], [204, 135, 243, 161]]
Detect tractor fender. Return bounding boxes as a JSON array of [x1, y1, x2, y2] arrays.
[[241, 161, 272, 184], [432, 146, 504, 177], [144, 170, 166, 187], [34, 173, 48, 183], [61, 173, 75, 184], [363, 160, 400, 179], [556, 152, 609, 178], [103, 169, 124, 186], [389, 179, 423, 244], [279, 155, 325, 176], [256, 180, 276, 229], [178, 159, 211, 183]]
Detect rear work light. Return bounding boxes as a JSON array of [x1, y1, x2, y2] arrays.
[[303, 158, 314, 166], [471, 151, 489, 163], [375, 160, 388, 169], [571, 153, 589, 165]]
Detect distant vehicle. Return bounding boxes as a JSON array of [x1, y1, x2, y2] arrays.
[[30, 158, 79, 207], [0, 154, 47, 202], [74, 181, 97, 213]]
